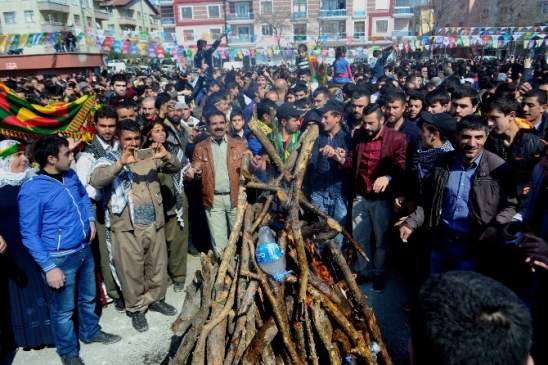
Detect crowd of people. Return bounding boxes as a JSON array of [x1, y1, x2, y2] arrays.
[[1, 39, 548, 365]]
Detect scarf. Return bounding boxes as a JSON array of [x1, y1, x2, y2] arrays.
[[0, 140, 30, 188], [274, 130, 300, 162], [92, 150, 133, 216], [166, 143, 191, 228], [416, 140, 454, 181]]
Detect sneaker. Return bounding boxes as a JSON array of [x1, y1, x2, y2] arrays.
[[173, 281, 185, 293], [373, 275, 385, 293], [188, 245, 200, 257], [129, 311, 148, 332], [82, 331, 121, 345], [113, 298, 125, 313], [355, 273, 373, 286], [148, 300, 177, 316], [61, 356, 85, 365]]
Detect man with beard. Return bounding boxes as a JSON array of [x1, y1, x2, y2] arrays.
[[384, 91, 420, 145], [139, 97, 157, 127], [161, 102, 192, 291], [188, 110, 248, 258], [399, 116, 517, 275], [348, 89, 370, 135], [333, 104, 407, 292], [75, 107, 124, 312]]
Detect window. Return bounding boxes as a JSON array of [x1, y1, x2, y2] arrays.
[[137, 11, 141, 20], [74, 14, 81, 26], [324, 21, 345, 35], [235, 3, 249, 17], [82, 0, 90, 7], [71, 0, 78, 5], [208, 5, 220, 18], [47, 13, 59, 23], [86, 16, 92, 27], [294, 23, 306, 41], [261, 24, 273, 36], [108, 8, 113, 17], [261, 0, 272, 14], [210, 28, 221, 40], [3, 12, 16, 24], [183, 29, 195, 41], [376, 20, 388, 33], [293, 0, 306, 18], [24, 10, 34, 22], [354, 21, 365, 38], [180, 6, 193, 20]]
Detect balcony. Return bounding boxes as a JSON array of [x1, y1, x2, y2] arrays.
[[353, 32, 366, 42], [319, 9, 347, 18], [161, 17, 175, 26], [37, 0, 70, 13], [392, 30, 411, 37], [118, 17, 137, 26], [293, 12, 307, 19], [42, 21, 65, 32], [353, 10, 366, 18], [229, 35, 254, 44], [321, 33, 347, 41], [393, 7, 413, 18], [94, 10, 109, 21], [226, 13, 254, 23], [157, 0, 173, 5]]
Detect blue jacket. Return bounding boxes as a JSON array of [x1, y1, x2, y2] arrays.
[[19, 169, 95, 273]]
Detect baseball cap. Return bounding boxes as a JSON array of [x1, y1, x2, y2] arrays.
[[420, 111, 457, 139], [316, 100, 345, 115], [277, 103, 304, 121], [303, 110, 322, 124]]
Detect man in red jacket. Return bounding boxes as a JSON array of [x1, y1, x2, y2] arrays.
[[333, 104, 407, 292]]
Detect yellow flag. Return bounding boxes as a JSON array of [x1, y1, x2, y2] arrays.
[[0, 35, 7, 53], [19, 34, 29, 48]]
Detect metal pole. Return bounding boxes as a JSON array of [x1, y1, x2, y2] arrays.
[[80, 5, 90, 52], [139, 0, 146, 31]]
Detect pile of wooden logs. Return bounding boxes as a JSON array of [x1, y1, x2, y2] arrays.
[[169, 118, 392, 365]]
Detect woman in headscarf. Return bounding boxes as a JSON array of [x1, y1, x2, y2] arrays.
[[0, 139, 54, 357]]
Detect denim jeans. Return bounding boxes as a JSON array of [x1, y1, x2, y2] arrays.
[[351, 196, 391, 276], [430, 236, 478, 274], [310, 191, 347, 247], [47, 244, 100, 358]]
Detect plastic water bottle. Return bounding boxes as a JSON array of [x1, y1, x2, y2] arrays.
[[256, 226, 290, 282], [343, 355, 356, 365]]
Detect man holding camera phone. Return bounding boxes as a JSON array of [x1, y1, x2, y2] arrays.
[[90, 120, 182, 333]]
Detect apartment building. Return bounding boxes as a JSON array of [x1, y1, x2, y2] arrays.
[[174, 0, 412, 49], [0, 0, 161, 54]]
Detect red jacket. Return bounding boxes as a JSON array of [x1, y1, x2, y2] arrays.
[[342, 126, 407, 199]]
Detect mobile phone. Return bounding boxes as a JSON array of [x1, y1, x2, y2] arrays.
[[198, 125, 208, 132], [134, 148, 154, 160]]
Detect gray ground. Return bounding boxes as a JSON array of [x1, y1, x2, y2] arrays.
[[8, 256, 411, 365]]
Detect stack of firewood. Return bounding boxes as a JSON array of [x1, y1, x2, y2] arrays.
[[169, 119, 392, 365]]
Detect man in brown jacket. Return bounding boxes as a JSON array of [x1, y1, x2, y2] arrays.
[[90, 120, 182, 333], [188, 109, 248, 258]]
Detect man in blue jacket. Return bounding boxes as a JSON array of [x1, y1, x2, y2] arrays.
[[19, 135, 120, 365]]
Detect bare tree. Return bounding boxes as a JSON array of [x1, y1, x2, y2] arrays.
[[254, 3, 294, 59]]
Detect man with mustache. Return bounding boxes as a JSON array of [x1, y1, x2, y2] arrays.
[[188, 110, 248, 258], [399, 115, 518, 275]]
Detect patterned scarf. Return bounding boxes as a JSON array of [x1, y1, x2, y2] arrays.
[[273, 130, 300, 162], [92, 150, 133, 216], [166, 143, 191, 228], [417, 140, 454, 180], [0, 140, 30, 188]]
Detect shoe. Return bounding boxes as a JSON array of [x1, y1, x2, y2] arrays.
[[401, 301, 412, 312], [113, 298, 125, 313], [82, 331, 121, 345], [373, 275, 385, 293], [355, 273, 373, 286], [61, 355, 85, 365], [173, 281, 185, 293], [148, 300, 177, 316], [188, 245, 200, 257], [129, 311, 148, 332]]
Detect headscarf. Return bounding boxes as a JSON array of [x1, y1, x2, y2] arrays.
[[0, 139, 30, 187]]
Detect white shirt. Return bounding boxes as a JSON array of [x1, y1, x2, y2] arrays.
[[75, 137, 118, 201]]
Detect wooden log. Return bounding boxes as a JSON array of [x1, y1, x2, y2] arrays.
[[310, 302, 341, 365], [215, 154, 250, 295], [326, 240, 392, 365], [193, 261, 238, 365], [299, 196, 367, 260], [283, 124, 313, 174], [248, 118, 286, 176], [170, 252, 218, 365], [332, 329, 352, 359], [303, 300, 320, 365], [262, 344, 277, 365], [241, 316, 279, 365], [171, 278, 202, 336], [205, 274, 232, 365]]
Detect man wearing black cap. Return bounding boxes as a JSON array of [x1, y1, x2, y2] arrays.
[[307, 102, 351, 247], [273, 103, 304, 161]]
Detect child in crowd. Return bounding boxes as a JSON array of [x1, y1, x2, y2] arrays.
[[331, 46, 354, 85]]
